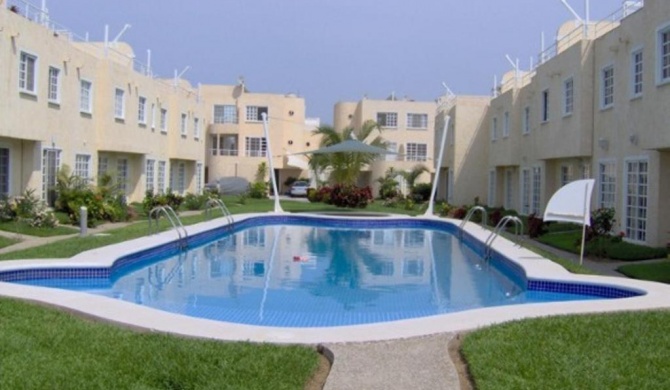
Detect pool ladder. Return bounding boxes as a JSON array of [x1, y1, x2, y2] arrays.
[[484, 216, 524, 259], [458, 206, 488, 238], [204, 198, 234, 228], [149, 206, 188, 249]]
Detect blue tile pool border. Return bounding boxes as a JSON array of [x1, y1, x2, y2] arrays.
[[0, 215, 643, 301]]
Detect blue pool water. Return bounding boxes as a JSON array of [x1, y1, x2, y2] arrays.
[[8, 217, 616, 327]]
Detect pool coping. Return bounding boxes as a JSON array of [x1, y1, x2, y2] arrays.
[[1, 212, 670, 344]]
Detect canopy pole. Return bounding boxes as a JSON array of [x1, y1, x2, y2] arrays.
[[262, 113, 283, 213], [579, 184, 588, 265], [424, 115, 450, 217]]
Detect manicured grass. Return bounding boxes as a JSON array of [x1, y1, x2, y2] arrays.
[[0, 298, 318, 389], [0, 220, 79, 237], [462, 311, 670, 389], [618, 261, 670, 283], [537, 231, 668, 261], [0, 235, 20, 249]]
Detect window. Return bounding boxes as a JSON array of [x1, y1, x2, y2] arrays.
[[487, 170, 496, 207], [503, 112, 510, 137], [245, 137, 267, 157], [97, 156, 108, 179], [180, 113, 187, 136], [157, 161, 166, 194], [80, 80, 93, 113], [402, 259, 424, 277], [160, 108, 167, 133], [0, 148, 10, 197], [151, 103, 156, 129], [211, 135, 238, 156], [74, 154, 91, 180], [520, 168, 531, 215], [407, 113, 428, 129], [138, 97, 147, 124], [624, 158, 648, 242], [406, 143, 427, 161], [658, 25, 670, 84], [48, 66, 60, 103], [560, 165, 572, 187], [504, 168, 513, 209], [447, 168, 454, 203], [19, 51, 37, 94], [114, 88, 125, 119], [522, 106, 530, 135], [117, 158, 128, 194], [403, 230, 425, 248], [42, 149, 61, 204], [171, 162, 185, 194], [631, 49, 644, 97], [245, 106, 268, 122], [193, 118, 200, 139], [377, 112, 398, 128], [195, 162, 203, 194], [531, 166, 542, 214], [601, 65, 614, 108], [491, 116, 498, 141], [541, 89, 549, 122], [213, 105, 238, 123], [598, 160, 616, 209], [145, 159, 155, 193], [563, 78, 574, 115]]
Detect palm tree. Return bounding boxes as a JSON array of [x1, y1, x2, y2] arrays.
[[402, 164, 429, 190], [310, 120, 387, 186]]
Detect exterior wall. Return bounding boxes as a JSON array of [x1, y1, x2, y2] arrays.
[[201, 85, 308, 194], [333, 98, 437, 195], [0, 6, 206, 202]]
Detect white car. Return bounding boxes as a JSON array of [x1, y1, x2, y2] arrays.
[[289, 181, 310, 197]]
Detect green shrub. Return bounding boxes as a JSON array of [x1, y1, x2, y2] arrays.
[[183, 193, 208, 211], [527, 213, 547, 238], [247, 182, 268, 199], [589, 207, 616, 238], [586, 236, 667, 260], [403, 198, 415, 211], [410, 183, 432, 202], [329, 185, 372, 208], [438, 202, 452, 217]]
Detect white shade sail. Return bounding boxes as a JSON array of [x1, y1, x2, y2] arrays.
[[543, 179, 595, 225]]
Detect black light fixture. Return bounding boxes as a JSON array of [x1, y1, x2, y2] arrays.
[[288, 140, 293, 145]]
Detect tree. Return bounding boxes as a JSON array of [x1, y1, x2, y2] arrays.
[[402, 164, 429, 191], [310, 120, 387, 186], [376, 167, 401, 199]]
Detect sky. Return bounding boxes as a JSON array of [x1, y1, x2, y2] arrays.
[[46, 0, 626, 124]]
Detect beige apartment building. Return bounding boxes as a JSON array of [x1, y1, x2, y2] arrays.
[[333, 97, 437, 196], [0, 3, 206, 204], [482, 0, 670, 247], [201, 83, 318, 195]]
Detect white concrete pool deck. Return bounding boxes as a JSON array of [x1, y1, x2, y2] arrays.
[[1, 212, 670, 346]]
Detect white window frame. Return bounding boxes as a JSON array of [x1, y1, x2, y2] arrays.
[[405, 143, 427, 162], [504, 168, 513, 209], [80, 79, 93, 114], [114, 88, 125, 119], [630, 47, 644, 98], [47, 66, 61, 104], [522, 106, 530, 135], [74, 154, 91, 180], [138, 96, 147, 125], [560, 165, 572, 187], [117, 158, 129, 194], [656, 22, 670, 86], [541, 89, 549, 122], [41, 148, 61, 202], [157, 160, 166, 194], [623, 156, 649, 243], [245, 137, 267, 157], [151, 103, 156, 129], [145, 158, 155, 193], [531, 166, 542, 215], [19, 51, 38, 95], [194, 117, 200, 140], [214, 105, 238, 124], [487, 170, 496, 207], [597, 159, 617, 209], [491, 116, 498, 141], [160, 108, 168, 133], [563, 77, 574, 116], [520, 168, 531, 215], [180, 113, 188, 137], [503, 111, 510, 138], [245, 106, 268, 122], [601, 64, 615, 109], [377, 112, 398, 129], [196, 162, 203, 194], [406, 113, 428, 129]]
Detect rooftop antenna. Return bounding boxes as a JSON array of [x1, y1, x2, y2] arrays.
[[173, 66, 190, 87], [559, 0, 589, 36], [40, 0, 49, 27], [505, 54, 520, 82], [441, 82, 456, 99], [111, 23, 132, 46]]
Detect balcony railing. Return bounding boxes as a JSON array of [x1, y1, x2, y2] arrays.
[[210, 149, 238, 157]]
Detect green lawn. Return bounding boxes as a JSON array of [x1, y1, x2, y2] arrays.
[[537, 231, 668, 261], [462, 311, 670, 389], [0, 235, 20, 250], [0, 220, 79, 237], [618, 261, 670, 283], [0, 298, 318, 389]]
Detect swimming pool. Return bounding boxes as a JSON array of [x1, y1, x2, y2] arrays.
[[0, 213, 668, 343]]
